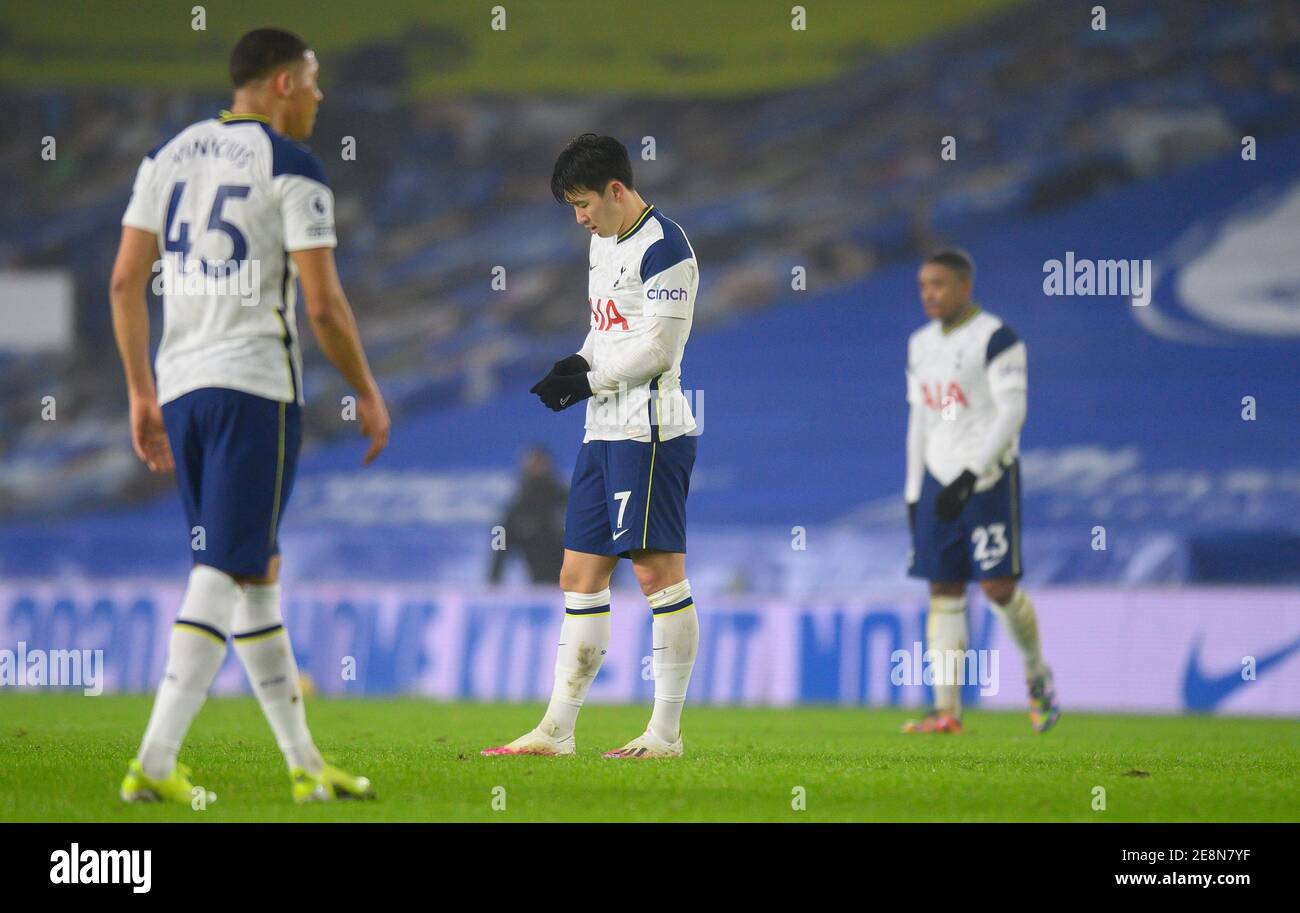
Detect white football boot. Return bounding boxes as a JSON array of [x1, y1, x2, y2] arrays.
[[602, 728, 683, 759], [481, 727, 576, 757]]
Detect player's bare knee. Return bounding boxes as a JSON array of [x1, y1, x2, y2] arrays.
[[633, 569, 671, 596], [559, 563, 609, 594], [930, 581, 966, 598], [559, 567, 592, 592], [630, 553, 684, 596]]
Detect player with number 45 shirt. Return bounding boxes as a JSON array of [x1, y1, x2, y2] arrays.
[[483, 134, 701, 761], [110, 28, 388, 806], [902, 249, 1059, 736]]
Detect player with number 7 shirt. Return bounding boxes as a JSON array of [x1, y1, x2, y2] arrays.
[[483, 133, 701, 760]]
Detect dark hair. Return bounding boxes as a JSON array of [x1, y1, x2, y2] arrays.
[[551, 134, 634, 204], [230, 28, 310, 88], [925, 247, 975, 281]]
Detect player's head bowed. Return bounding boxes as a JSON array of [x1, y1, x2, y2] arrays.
[[551, 134, 640, 238]]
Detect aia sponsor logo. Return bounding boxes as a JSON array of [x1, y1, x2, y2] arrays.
[[590, 297, 629, 331], [921, 381, 967, 411]]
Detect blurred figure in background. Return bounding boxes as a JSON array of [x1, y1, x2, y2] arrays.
[[902, 249, 1058, 736], [488, 445, 567, 585]]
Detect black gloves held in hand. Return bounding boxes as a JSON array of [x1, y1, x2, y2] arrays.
[[530, 355, 593, 411], [550, 354, 590, 376], [935, 469, 977, 521]]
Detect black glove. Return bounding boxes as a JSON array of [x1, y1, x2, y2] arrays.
[[551, 354, 590, 376], [935, 470, 977, 522], [907, 501, 917, 537], [530, 365, 593, 411]]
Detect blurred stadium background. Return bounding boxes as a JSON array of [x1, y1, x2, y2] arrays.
[[2, 0, 1298, 716]]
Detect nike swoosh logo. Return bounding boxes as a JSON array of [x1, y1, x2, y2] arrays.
[[612, 529, 631, 541], [1182, 633, 1300, 710], [590, 264, 597, 271], [559, 395, 571, 406]]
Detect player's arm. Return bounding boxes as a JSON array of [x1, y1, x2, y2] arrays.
[[586, 315, 685, 394], [530, 318, 684, 411], [968, 328, 1027, 473], [935, 327, 1027, 520], [904, 368, 927, 533], [278, 155, 389, 465], [109, 225, 173, 472], [292, 247, 389, 464], [587, 252, 695, 393], [531, 253, 695, 411], [904, 338, 927, 515]]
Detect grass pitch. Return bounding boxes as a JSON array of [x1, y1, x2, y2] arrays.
[[1, 693, 1296, 823]]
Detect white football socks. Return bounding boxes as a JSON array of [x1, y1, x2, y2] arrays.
[[538, 589, 611, 741], [989, 586, 1047, 682], [137, 565, 239, 780], [232, 582, 323, 775], [927, 594, 968, 718], [647, 579, 698, 744]]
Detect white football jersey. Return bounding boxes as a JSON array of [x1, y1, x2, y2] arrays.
[[121, 111, 337, 406], [583, 204, 698, 443], [906, 307, 1027, 491]]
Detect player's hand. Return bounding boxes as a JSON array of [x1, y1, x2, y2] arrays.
[[530, 368, 593, 411], [356, 388, 390, 465], [935, 470, 977, 521], [551, 354, 590, 376], [129, 395, 174, 473]]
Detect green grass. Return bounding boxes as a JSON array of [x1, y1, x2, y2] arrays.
[[1, 0, 1026, 95], [1, 693, 1296, 822]]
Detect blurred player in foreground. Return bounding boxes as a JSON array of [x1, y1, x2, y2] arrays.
[[109, 28, 389, 802], [483, 134, 700, 759], [902, 249, 1060, 734]]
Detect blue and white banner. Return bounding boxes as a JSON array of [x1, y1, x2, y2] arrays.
[[2, 581, 1298, 715]]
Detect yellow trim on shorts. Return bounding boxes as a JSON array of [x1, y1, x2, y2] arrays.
[[641, 442, 657, 549], [268, 402, 286, 551]]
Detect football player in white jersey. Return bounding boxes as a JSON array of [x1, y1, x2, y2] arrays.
[[902, 249, 1059, 734], [483, 134, 700, 759], [109, 29, 389, 803]]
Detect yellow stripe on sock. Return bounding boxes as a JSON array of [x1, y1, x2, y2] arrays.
[[654, 601, 695, 617], [174, 623, 226, 646], [236, 627, 286, 644]]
